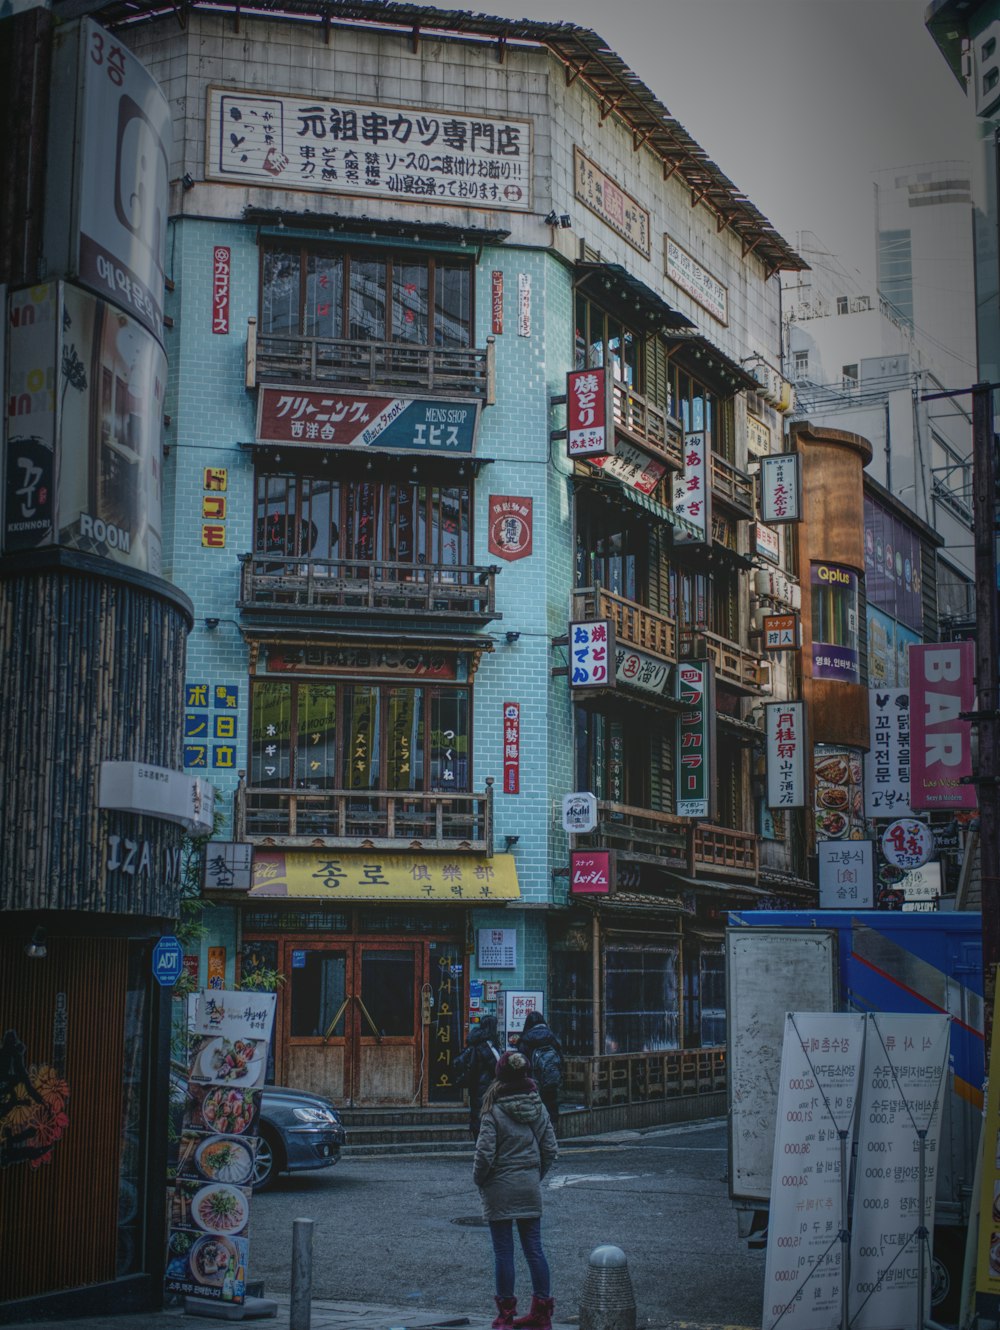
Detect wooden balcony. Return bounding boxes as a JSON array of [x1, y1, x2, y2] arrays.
[[239, 555, 500, 623], [246, 318, 495, 403], [692, 823, 758, 878], [679, 628, 763, 694], [709, 452, 755, 519], [578, 801, 690, 868], [573, 586, 677, 664], [233, 782, 493, 851], [611, 382, 684, 471]]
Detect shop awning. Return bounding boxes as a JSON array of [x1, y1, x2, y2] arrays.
[[577, 475, 702, 540], [249, 849, 519, 901]]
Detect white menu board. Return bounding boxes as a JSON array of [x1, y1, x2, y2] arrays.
[[848, 1013, 950, 1330], [763, 1012, 865, 1330]]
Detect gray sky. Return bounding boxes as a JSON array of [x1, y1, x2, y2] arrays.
[[418, 0, 977, 282]]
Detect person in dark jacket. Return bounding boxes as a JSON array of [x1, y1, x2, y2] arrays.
[[473, 1051, 558, 1330], [457, 1015, 501, 1139], [516, 1011, 562, 1137]]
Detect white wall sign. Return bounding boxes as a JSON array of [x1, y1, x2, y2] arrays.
[[562, 792, 598, 834], [99, 761, 215, 833], [764, 1012, 865, 1330], [818, 840, 875, 908], [864, 688, 912, 818], [665, 235, 728, 324], [517, 272, 532, 336], [759, 453, 801, 523], [881, 817, 934, 870], [504, 990, 544, 1045], [765, 701, 807, 808], [848, 1014, 950, 1330], [672, 431, 710, 545], [478, 928, 517, 969], [206, 88, 531, 211], [754, 521, 781, 564], [900, 860, 944, 903]]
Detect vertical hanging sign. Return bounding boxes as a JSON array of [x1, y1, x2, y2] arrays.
[[568, 620, 614, 688], [212, 246, 231, 334], [566, 366, 614, 459], [765, 701, 807, 808], [675, 659, 713, 817], [503, 702, 521, 794], [491, 271, 504, 335], [909, 641, 977, 810], [517, 272, 531, 336], [672, 431, 710, 545], [759, 452, 802, 523]]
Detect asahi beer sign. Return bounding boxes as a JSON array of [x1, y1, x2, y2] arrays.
[[207, 89, 531, 210]]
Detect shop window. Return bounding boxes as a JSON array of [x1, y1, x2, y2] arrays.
[[575, 490, 658, 601], [604, 943, 680, 1053], [668, 365, 734, 461], [698, 947, 726, 1047], [574, 293, 641, 388], [260, 243, 473, 347], [549, 950, 594, 1057], [574, 707, 671, 812], [678, 567, 738, 641], [290, 951, 347, 1037]]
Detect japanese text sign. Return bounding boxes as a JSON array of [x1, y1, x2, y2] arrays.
[[570, 849, 613, 895], [614, 644, 671, 696], [562, 792, 597, 834], [672, 431, 710, 546], [502, 702, 520, 795], [569, 620, 614, 689], [212, 245, 231, 334], [765, 701, 806, 809], [207, 89, 531, 210], [664, 235, 728, 324], [762, 612, 799, 651], [256, 386, 480, 454], [491, 270, 504, 334], [909, 642, 977, 810], [566, 366, 614, 459], [864, 687, 913, 817], [488, 495, 533, 561], [478, 928, 517, 969], [574, 147, 650, 257], [759, 453, 801, 524], [505, 991, 543, 1043], [590, 439, 666, 495], [818, 841, 875, 908], [675, 660, 713, 818]]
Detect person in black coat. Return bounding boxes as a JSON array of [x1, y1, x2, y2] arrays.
[[516, 1011, 562, 1137], [456, 1015, 502, 1139]]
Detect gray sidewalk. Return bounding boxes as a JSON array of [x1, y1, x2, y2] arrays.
[[3, 1294, 578, 1330]]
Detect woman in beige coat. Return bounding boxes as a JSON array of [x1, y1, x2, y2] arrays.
[[473, 1051, 558, 1330]]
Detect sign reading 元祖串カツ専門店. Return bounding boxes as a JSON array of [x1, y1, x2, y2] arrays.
[[206, 88, 531, 210], [165, 991, 276, 1306]]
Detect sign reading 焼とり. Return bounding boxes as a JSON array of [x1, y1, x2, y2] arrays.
[[763, 1011, 865, 1330]]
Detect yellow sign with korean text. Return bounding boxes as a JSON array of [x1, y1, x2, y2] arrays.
[[249, 850, 520, 901]]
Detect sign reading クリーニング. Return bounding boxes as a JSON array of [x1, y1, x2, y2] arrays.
[[207, 88, 532, 210], [256, 387, 481, 454]]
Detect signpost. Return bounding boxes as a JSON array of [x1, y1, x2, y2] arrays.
[[152, 935, 183, 987]]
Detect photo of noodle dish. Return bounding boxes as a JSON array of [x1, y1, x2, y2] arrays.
[[191, 1183, 250, 1235], [191, 1035, 266, 1088], [194, 1134, 256, 1185]]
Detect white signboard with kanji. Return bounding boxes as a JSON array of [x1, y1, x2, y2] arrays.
[[478, 928, 517, 969], [569, 620, 614, 688], [760, 453, 801, 523], [765, 702, 807, 808], [672, 431, 710, 545]]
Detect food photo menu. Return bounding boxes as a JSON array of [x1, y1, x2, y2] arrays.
[[166, 992, 276, 1305]]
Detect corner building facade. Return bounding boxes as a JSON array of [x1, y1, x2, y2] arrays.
[[123, 2, 811, 1110]]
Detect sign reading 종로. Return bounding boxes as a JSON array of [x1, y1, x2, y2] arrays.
[[206, 88, 531, 210]]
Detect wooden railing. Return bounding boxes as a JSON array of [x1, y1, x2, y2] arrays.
[[246, 318, 496, 402], [709, 452, 755, 518], [577, 801, 689, 867], [679, 628, 763, 692], [610, 382, 684, 471], [563, 1048, 726, 1108], [693, 823, 758, 877], [239, 555, 500, 621], [573, 585, 677, 663], [233, 781, 493, 851]]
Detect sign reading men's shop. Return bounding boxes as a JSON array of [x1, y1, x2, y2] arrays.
[[256, 387, 481, 454], [206, 88, 532, 210]]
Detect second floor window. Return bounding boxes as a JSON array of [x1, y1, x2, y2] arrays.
[[260, 244, 473, 348]]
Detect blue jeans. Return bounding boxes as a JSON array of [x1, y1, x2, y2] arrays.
[[488, 1217, 550, 1299]]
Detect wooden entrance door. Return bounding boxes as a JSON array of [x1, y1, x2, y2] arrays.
[[278, 940, 422, 1105]]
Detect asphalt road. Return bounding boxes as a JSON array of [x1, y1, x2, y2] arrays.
[[247, 1119, 764, 1328]]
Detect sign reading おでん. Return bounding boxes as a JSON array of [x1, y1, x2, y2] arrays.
[[569, 621, 614, 688], [207, 89, 531, 210]]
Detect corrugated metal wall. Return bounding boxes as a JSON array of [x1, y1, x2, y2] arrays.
[[0, 934, 127, 1302]]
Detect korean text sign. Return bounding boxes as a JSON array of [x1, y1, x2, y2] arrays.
[[207, 89, 531, 210], [909, 641, 977, 810], [864, 688, 912, 817], [566, 367, 614, 459], [569, 620, 614, 688], [818, 841, 875, 908]]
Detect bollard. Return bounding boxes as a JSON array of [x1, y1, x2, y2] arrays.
[[290, 1217, 314, 1330], [578, 1244, 636, 1330]]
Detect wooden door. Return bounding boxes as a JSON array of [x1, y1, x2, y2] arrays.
[[281, 942, 351, 1104], [352, 943, 420, 1105]]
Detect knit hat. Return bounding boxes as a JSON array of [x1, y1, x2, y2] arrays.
[[496, 1050, 530, 1083]]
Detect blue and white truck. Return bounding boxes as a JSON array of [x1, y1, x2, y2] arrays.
[[725, 909, 983, 1323]]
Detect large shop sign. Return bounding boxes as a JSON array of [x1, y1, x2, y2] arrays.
[[566, 366, 614, 460], [675, 660, 714, 818], [672, 431, 710, 546], [909, 641, 977, 811], [758, 453, 801, 524], [764, 701, 807, 809], [256, 386, 481, 454]]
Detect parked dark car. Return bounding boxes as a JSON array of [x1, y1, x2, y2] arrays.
[[170, 1064, 347, 1191]]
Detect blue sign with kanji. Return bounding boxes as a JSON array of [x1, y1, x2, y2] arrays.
[[153, 935, 184, 987]]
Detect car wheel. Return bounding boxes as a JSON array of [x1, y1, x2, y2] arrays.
[[252, 1129, 281, 1192]]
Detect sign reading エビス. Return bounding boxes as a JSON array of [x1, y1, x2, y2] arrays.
[[909, 641, 977, 810], [256, 387, 481, 454]]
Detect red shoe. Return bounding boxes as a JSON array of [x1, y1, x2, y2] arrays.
[[493, 1296, 517, 1328], [512, 1294, 554, 1330]]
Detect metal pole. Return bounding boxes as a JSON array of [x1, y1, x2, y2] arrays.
[[290, 1217, 314, 1330], [839, 1128, 850, 1330], [972, 384, 1000, 1059]]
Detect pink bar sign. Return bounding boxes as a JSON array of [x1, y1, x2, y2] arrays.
[[570, 849, 613, 895], [212, 245, 231, 334], [909, 641, 977, 810]]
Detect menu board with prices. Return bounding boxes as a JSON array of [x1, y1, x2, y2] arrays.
[[763, 1012, 865, 1330], [478, 928, 516, 969], [848, 1013, 950, 1330]]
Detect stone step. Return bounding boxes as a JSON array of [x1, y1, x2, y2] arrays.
[[343, 1120, 472, 1148], [339, 1106, 468, 1128]]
